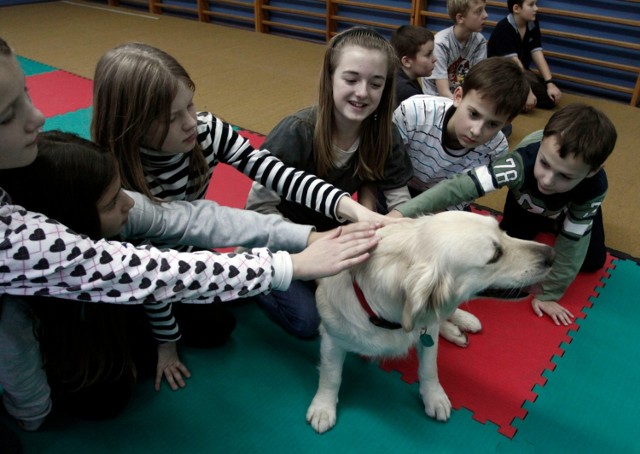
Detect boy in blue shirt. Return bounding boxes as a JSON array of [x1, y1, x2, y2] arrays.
[[488, 0, 562, 112], [390, 104, 617, 326], [391, 25, 436, 106]]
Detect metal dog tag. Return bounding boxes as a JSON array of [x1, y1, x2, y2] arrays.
[[420, 330, 434, 347]]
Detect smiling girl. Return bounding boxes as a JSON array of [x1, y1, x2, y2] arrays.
[[245, 27, 413, 338]]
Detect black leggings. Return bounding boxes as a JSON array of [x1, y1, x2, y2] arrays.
[[499, 191, 606, 272]]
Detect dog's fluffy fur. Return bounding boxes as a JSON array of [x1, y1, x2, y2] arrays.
[[306, 211, 554, 433]]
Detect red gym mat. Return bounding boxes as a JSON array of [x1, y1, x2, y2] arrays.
[[26, 70, 93, 118], [381, 247, 615, 438]]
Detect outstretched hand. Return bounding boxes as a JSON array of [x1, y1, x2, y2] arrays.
[[291, 222, 380, 281], [336, 196, 407, 227], [155, 341, 191, 391], [386, 209, 404, 218], [307, 220, 384, 245], [531, 298, 574, 326]]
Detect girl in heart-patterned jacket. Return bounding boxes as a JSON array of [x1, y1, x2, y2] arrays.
[[1, 130, 233, 425], [0, 37, 379, 433], [1, 130, 368, 425], [0, 130, 292, 426]]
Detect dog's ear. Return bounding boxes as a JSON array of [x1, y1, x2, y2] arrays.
[[401, 263, 453, 332]]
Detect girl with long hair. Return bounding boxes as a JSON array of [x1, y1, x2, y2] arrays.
[[245, 27, 414, 338]]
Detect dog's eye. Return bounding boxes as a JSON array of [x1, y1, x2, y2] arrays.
[[488, 245, 503, 264]]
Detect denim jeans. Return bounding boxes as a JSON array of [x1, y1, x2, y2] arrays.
[[255, 280, 320, 339]]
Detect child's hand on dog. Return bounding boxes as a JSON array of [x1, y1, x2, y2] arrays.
[[291, 222, 380, 281], [307, 221, 384, 245], [386, 209, 404, 218]]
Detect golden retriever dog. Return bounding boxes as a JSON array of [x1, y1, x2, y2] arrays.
[[306, 211, 554, 434]]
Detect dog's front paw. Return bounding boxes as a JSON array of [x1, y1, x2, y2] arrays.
[[450, 309, 482, 333], [440, 309, 482, 347], [421, 384, 452, 422], [439, 320, 469, 347], [306, 396, 337, 434]]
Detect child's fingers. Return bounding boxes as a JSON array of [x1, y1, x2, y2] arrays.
[[342, 252, 371, 267], [340, 236, 380, 256], [164, 370, 179, 390]]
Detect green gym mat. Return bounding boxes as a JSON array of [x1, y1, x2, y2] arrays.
[[7, 256, 640, 453]]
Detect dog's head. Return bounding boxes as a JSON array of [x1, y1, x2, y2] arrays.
[[361, 211, 555, 332]]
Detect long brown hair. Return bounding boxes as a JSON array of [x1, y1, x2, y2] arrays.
[[1, 131, 117, 239], [315, 27, 398, 180], [91, 42, 208, 201]]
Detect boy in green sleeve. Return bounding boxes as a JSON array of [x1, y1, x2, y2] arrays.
[[390, 104, 617, 326]]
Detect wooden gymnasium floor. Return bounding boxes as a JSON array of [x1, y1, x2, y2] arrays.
[[1, 0, 638, 258]]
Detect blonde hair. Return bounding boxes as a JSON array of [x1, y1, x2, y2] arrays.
[[315, 27, 398, 180], [448, 0, 486, 20], [91, 43, 208, 200]]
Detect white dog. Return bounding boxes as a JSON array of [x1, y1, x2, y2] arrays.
[[306, 211, 554, 434]]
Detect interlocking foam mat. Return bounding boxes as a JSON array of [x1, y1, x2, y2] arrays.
[[380, 252, 616, 438], [5, 56, 638, 453]]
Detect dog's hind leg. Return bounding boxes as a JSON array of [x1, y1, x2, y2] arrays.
[[418, 323, 452, 422], [306, 333, 346, 434], [439, 309, 482, 347]]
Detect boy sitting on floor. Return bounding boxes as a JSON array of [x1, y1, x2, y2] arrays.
[[422, 0, 488, 100], [390, 103, 617, 326], [390, 25, 436, 106], [488, 0, 562, 112]]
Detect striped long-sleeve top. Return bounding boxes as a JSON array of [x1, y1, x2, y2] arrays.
[[140, 112, 348, 221], [134, 112, 350, 341]]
